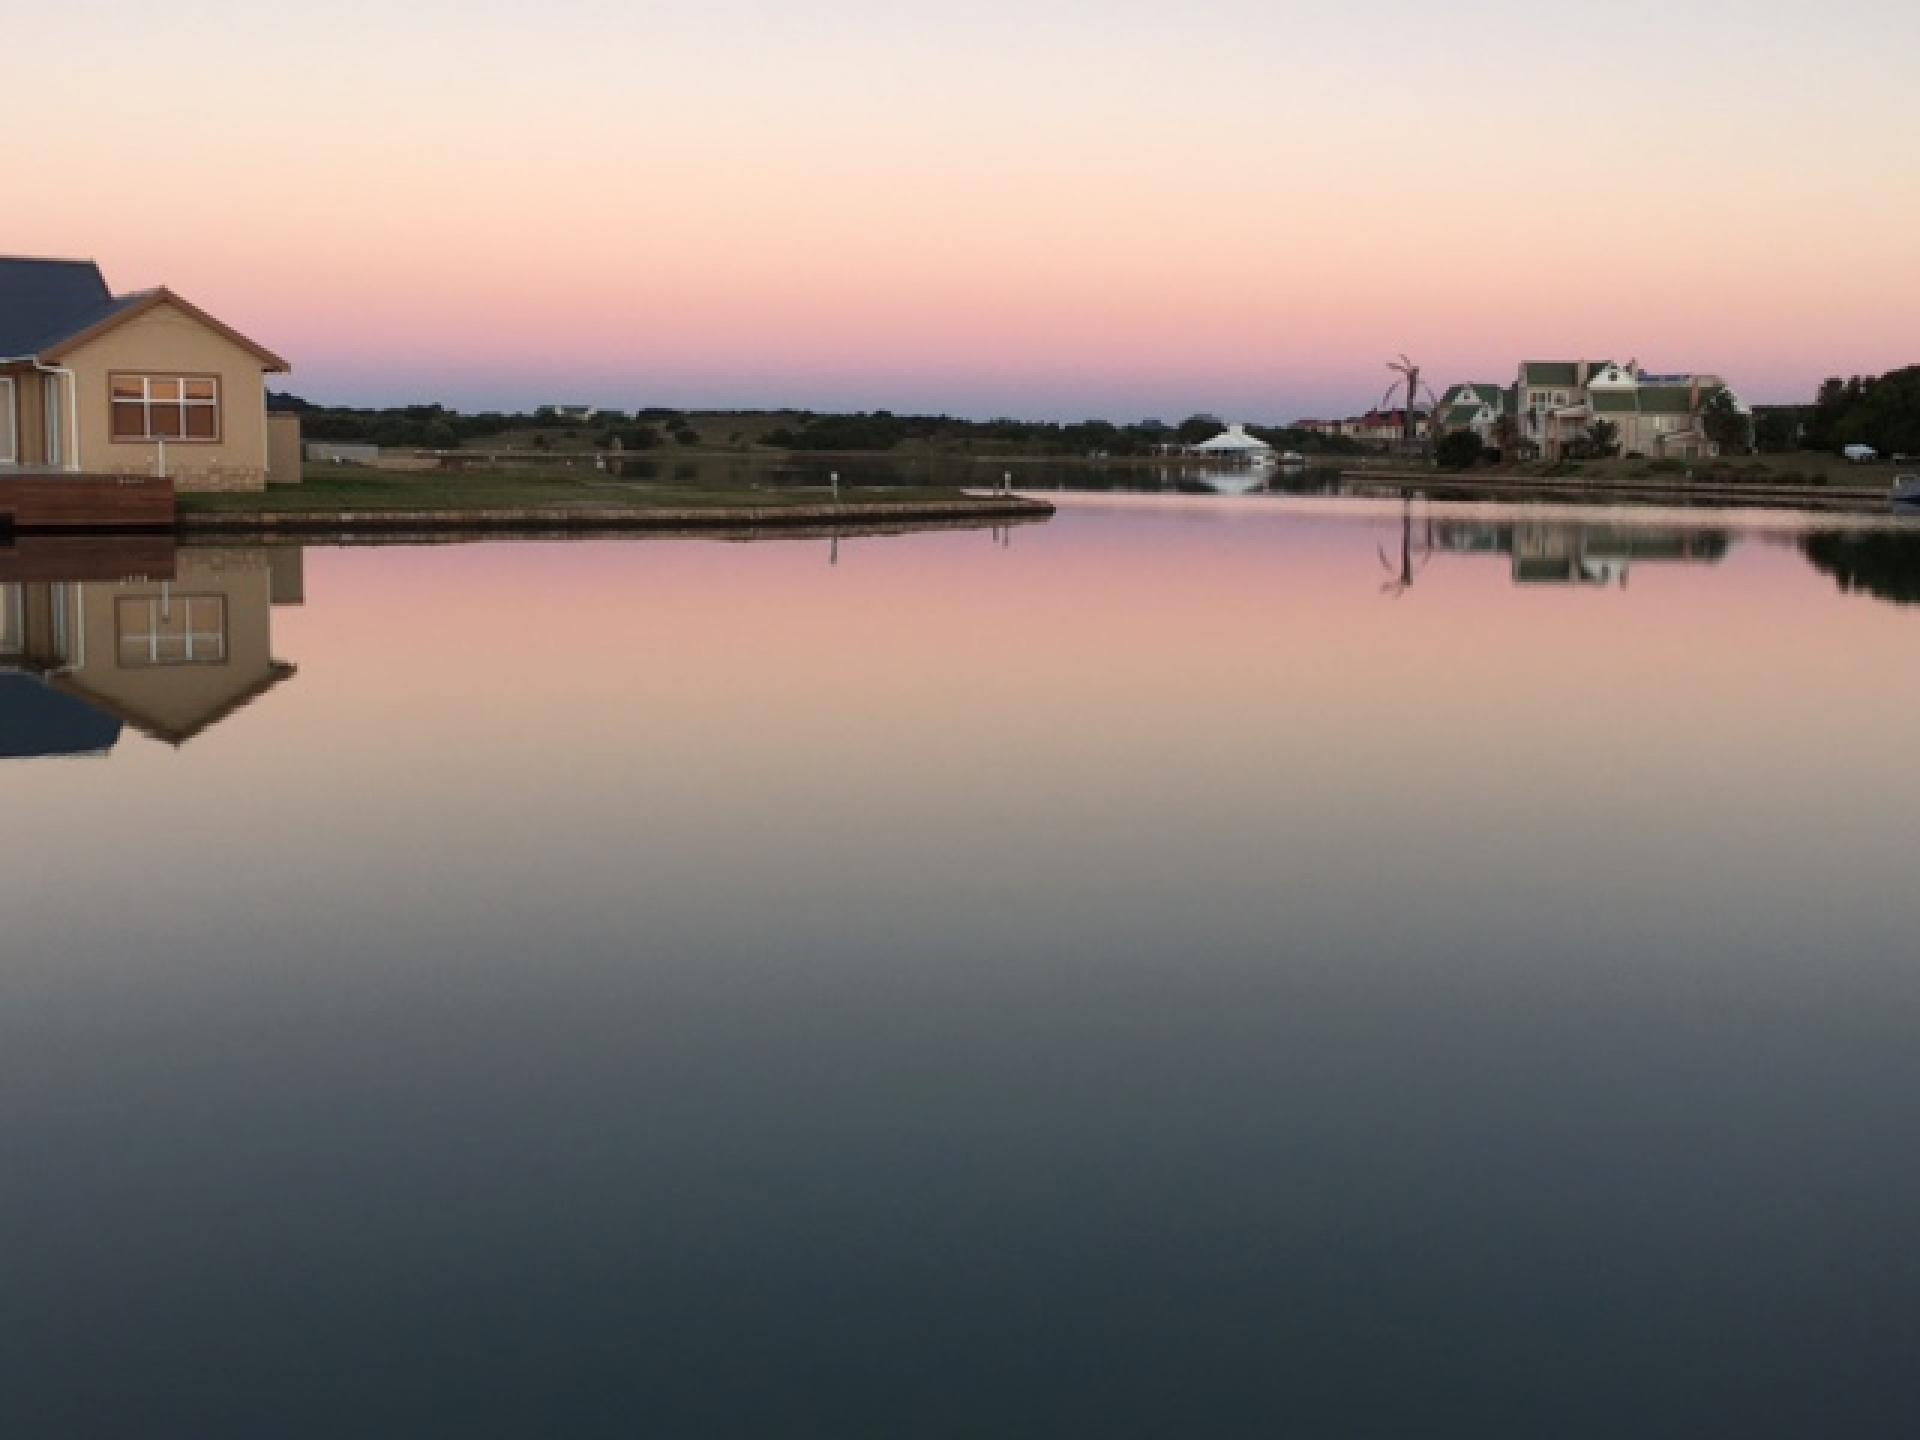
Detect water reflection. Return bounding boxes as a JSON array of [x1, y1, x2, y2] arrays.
[[6, 499, 1920, 1435], [1434, 519, 1729, 588], [1800, 528, 1920, 606], [0, 540, 299, 757], [2, 502, 1912, 773]]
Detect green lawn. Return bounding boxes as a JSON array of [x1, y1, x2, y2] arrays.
[[1489, 452, 1903, 488], [177, 464, 981, 513]]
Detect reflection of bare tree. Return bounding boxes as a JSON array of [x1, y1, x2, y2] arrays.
[[1377, 500, 1433, 598]]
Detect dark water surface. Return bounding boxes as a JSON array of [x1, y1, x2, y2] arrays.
[[5, 497, 1920, 1436]]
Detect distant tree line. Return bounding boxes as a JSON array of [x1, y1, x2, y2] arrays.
[[1801, 366, 1920, 455], [269, 394, 1373, 457], [269, 394, 699, 450], [272, 394, 529, 449], [1751, 405, 1808, 454], [761, 410, 1365, 456]]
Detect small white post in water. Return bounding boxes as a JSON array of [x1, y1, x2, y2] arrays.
[[1003, 470, 1012, 494], [830, 470, 840, 502]]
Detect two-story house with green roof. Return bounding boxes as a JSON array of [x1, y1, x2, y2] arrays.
[[1435, 383, 1515, 451], [1440, 360, 1743, 461]]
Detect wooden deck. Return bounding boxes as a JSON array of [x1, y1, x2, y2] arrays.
[[0, 474, 176, 532], [0, 535, 177, 583]]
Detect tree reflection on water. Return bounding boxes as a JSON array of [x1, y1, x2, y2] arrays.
[[1800, 529, 1920, 607]]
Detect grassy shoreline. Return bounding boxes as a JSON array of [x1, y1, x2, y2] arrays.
[[1342, 465, 1905, 514], [177, 465, 1003, 515], [173, 465, 1053, 535], [1462, 453, 1909, 488]]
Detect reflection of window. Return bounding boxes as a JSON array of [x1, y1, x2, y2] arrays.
[[110, 375, 220, 442], [0, 584, 21, 658], [116, 594, 227, 666]]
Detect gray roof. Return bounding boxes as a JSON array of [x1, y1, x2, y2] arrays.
[[0, 674, 121, 759], [1522, 362, 1581, 387], [0, 257, 145, 357]]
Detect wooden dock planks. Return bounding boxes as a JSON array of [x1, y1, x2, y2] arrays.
[[0, 474, 176, 532]]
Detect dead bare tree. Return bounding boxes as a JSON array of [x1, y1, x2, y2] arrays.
[[1379, 355, 1442, 455]]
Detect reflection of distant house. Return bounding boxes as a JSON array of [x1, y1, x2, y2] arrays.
[[0, 545, 299, 755], [1433, 521, 1730, 587]]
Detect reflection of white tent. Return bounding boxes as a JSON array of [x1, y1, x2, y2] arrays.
[[1193, 423, 1274, 458]]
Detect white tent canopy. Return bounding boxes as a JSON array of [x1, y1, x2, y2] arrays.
[[1193, 423, 1273, 455]]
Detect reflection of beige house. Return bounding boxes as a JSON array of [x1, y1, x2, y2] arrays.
[[1, 258, 295, 492], [0, 546, 299, 753]]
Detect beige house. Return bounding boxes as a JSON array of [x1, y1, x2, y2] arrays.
[[1, 257, 296, 492]]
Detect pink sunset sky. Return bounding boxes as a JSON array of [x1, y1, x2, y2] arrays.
[[14, 0, 1918, 420]]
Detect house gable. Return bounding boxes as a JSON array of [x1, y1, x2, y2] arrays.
[[41, 288, 287, 371], [55, 298, 286, 485]]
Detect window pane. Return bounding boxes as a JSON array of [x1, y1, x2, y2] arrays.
[[149, 405, 183, 438], [114, 595, 226, 666], [111, 376, 145, 399], [148, 378, 181, 402], [112, 401, 147, 439], [184, 405, 216, 439], [183, 379, 216, 401], [115, 598, 154, 657], [185, 598, 227, 659]]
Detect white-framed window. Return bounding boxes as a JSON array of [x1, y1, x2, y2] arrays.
[[110, 374, 221, 443], [115, 593, 227, 667], [0, 377, 15, 463]]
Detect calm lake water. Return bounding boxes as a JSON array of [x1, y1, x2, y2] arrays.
[[5, 495, 1920, 1436]]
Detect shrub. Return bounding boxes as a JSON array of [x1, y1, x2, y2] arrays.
[[1647, 457, 1688, 475], [1435, 430, 1484, 470]]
